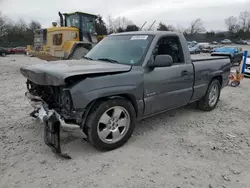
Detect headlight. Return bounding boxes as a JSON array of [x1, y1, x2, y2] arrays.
[[71, 32, 77, 39], [61, 90, 73, 111]]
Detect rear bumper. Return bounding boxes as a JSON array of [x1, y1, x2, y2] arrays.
[[244, 71, 250, 77]]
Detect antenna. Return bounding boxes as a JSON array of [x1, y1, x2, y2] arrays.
[[140, 21, 147, 31], [148, 20, 156, 30]]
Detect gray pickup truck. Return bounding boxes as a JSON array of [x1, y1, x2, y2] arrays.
[[20, 31, 231, 158]]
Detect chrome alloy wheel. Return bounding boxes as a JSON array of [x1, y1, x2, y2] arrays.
[[97, 106, 131, 144]]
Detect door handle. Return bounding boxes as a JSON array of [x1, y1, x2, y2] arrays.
[[181, 70, 188, 76]]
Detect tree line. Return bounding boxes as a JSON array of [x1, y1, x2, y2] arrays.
[[1, 10, 250, 47], [224, 11, 250, 39], [0, 12, 42, 47]]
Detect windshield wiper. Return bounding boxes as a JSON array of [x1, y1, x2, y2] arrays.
[[82, 56, 93, 60], [97, 58, 119, 64]]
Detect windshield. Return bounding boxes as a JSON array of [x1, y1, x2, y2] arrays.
[[85, 35, 153, 65], [66, 14, 80, 28]]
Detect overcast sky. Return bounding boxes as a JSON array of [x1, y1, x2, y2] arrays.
[[0, 0, 249, 31]]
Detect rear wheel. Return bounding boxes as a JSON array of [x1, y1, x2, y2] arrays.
[[1, 53, 6, 57], [198, 79, 221, 111], [70, 47, 89, 60], [230, 81, 240, 87], [229, 56, 235, 66], [85, 98, 136, 150]]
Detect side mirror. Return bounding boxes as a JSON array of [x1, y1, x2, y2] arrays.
[[149, 55, 173, 68]]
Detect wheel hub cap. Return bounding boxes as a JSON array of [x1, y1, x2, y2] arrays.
[[97, 106, 130, 144], [208, 84, 219, 107]]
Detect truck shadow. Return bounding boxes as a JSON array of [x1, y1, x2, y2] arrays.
[[58, 102, 205, 157], [56, 98, 228, 158], [133, 103, 199, 134]]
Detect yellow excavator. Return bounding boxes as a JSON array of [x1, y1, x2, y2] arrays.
[[27, 11, 106, 61]]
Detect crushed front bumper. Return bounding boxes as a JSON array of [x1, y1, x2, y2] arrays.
[[25, 92, 71, 159]]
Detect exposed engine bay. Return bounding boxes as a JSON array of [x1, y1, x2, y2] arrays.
[[26, 80, 62, 110]]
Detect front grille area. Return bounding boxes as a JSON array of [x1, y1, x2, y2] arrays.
[[26, 80, 61, 110], [33, 29, 47, 51]]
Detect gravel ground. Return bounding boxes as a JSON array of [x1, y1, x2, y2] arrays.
[[1, 55, 250, 188]]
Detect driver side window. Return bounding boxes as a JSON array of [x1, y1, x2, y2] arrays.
[[153, 36, 184, 64]]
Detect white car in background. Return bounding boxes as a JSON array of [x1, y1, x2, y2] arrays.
[[244, 57, 250, 77], [221, 39, 232, 44]]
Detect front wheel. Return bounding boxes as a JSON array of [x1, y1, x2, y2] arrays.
[[85, 98, 136, 150], [70, 47, 89, 60], [198, 79, 221, 111]]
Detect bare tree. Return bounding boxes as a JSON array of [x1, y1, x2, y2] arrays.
[[16, 19, 28, 32], [0, 12, 6, 36], [176, 24, 186, 33], [239, 11, 250, 31], [113, 16, 133, 31], [188, 18, 205, 34], [106, 15, 134, 33], [157, 22, 176, 31], [167, 25, 176, 31], [225, 16, 239, 33], [28, 20, 41, 31], [107, 15, 114, 33]]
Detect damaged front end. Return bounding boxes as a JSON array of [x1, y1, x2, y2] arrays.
[[25, 80, 83, 159]]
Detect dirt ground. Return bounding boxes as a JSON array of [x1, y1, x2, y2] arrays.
[[1, 55, 250, 188]]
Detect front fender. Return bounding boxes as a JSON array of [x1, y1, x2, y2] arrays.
[[68, 68, 144, 111], [71, 85, 141, 110]]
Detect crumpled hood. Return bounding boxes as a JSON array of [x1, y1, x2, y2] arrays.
[[20, 59, 131, 86]]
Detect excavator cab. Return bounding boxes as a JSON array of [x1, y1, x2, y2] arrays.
[[27, 11, 102, 61], [59, 12, 98, 44]]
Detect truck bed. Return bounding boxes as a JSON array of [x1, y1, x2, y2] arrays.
[[190, 55, 231, 101], [191, 54, 229, 62]]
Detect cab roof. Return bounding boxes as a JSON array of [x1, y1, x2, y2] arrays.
[[63, 11, 97, 18], [110, 31, 179, 37]]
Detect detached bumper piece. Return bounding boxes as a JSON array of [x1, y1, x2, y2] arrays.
[[44, 114, 71, 159], [26, 92, 71, 159]]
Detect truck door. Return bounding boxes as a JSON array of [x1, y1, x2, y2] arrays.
[[143, 36, 194, 116]]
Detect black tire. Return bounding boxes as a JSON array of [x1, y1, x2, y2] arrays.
[[70, 47, 89, 60], [85, 98, 136, 151], [237, 60, 241, 66], [1, 53, 6, 57], [229, 55, 236, 66], [198, 79, 221, 111], [230, 81, 240, 87]]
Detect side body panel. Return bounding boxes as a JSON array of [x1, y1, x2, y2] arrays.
[[143, 64, 194, 116], [191, 58, 231, 101], [141, 33, 194, 116]]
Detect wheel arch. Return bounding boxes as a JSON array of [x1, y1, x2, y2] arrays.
[[211, 75, 223, 86], [81, 93, 138, 132]]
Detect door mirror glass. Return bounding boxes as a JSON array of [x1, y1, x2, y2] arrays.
[[149, 55, 173, 68]]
